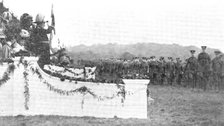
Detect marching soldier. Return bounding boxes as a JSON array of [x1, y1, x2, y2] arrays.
[[211, 50, 223, 91], [184, 50, 199, 88], [197, 46, 211, 90]]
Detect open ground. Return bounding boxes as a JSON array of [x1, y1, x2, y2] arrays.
[[0, 85, 224, 126]]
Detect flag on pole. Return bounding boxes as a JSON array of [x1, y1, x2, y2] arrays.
[[51, 4, 55, 34], [50, 3, 55, 54], [50, 3, 63, 54]]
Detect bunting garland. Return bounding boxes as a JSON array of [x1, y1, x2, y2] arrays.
[[43, 80, 97, 97], [64, 67, 84, 76], [32, 67, 97, 96], [17, 58, 31, 110], [43, 68, 95, 82], [0, 63, 15, 87], [0, 71, 10, 87], [22, 59, 30, 110], [46, 65, 65, 73], [32, 66, 127, 102], [0, 57, 141, 111], [0, 59, 14, 65], [17, 56, 24, 67], [16, 57, 128, 104], [23, 70, 29, 110]]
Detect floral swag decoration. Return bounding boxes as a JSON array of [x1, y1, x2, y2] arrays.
[[17, 57, 128, 109]]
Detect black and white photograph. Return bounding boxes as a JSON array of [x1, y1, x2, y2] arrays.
[[0, 0, 224, 125]]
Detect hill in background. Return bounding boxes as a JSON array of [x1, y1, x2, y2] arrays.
[[67, 43, 218, 62]]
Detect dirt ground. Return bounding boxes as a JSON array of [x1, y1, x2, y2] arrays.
[[0, 85, 224, 126]]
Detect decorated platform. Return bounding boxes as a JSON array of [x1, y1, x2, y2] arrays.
[[0, 57, 151, 119]]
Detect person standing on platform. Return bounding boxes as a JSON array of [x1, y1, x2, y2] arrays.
[[33, 13, 54, 68], [2, 35, 14, 60], [0, 29, 6, 59]]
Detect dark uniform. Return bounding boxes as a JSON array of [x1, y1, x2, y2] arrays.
[[33, 25, 54, 67], [184, 50, 199, 88], [219, 54, 224, 90], [122, 59, 130, 77], [212, 50, 223, 90], [197, 46, 211, 90], [175, 58, 183, 85], [148, 56, 158, 85], [165, 57, 175, 85], [158, 57, 166, 85]]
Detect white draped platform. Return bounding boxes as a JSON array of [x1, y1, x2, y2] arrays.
[[0, 57, 151, 119]]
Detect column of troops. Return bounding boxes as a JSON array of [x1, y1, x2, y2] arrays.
[[80, 46, 224, 90]]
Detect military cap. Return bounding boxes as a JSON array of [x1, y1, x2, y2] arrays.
[[214, 50, 221, 54], [35, 13, 46, 23], [150, 56, 155, 59], [201, 46, 207, 49], [190, 50, 196, 54], [160, 56, 164, 60]]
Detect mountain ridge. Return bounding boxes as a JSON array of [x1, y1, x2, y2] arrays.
[[67, 43, 218, 62]]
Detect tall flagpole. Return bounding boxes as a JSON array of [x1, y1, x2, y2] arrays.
[[51, 4, 55, 34], [49, 3, 55, 53]]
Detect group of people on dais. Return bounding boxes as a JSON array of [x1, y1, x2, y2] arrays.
[[0, 10, 96, 80], [0, 11, 71, 67]]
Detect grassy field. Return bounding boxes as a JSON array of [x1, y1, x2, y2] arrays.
[[0, 85, 224, 126]]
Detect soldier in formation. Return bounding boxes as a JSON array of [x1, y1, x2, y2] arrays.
[[211, 50, 222, 90], [184, 50, 199, 88], [165, 57, 175, 85], [197, 46, 211, 90], [75, 46, 224, 92], [174, 58, 183, 85]]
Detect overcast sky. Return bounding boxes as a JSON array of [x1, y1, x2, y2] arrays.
[[4, 0, 224, 51]]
